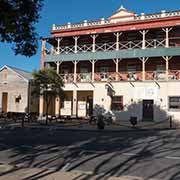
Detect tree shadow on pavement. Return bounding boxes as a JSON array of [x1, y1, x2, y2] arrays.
[[0, 110, 179, 180]]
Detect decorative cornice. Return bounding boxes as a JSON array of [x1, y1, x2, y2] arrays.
[[51, 9, 180, 32]]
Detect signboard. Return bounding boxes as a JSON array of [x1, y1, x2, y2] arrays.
[[135, 87, 159, 99], [79, 104, 86, 110], [64, 101, 71, 109]]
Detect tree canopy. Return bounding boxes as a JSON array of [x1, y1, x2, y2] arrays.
[[33, 68, 64, 98], [0, 0, 43, 57], [33, 69, 64, 123]]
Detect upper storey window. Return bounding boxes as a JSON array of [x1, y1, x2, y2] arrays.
[[3, 73, 7, 80]]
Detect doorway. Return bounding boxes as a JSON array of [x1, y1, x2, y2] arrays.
[[77, 91, 93, 117], [143, 100, 154, 121], [2, 92, 8, 113]]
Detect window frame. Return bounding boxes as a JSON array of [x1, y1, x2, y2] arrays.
[[111, 96, 123, 111], [168, 96, 180, 111]]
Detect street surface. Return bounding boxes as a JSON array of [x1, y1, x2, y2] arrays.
[[0, 127, 180, 179]]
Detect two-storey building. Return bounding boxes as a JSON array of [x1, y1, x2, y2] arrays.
[[40, 6, 180, 122]]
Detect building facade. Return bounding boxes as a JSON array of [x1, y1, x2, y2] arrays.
[[40, 6, 180, 122], [0, 65, 38, 115]]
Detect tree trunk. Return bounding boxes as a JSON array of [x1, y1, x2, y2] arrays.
[[45, 95, 49, 125], [45, 95, 52, 125]]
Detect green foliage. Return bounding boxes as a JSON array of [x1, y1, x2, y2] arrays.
[[0, 0, 43, 57], [33, 68, 64, 99], [33, 69, 64, 124]]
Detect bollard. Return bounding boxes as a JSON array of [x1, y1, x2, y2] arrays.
[[130, 116, 137, 127], [169, 115, 173, 129]]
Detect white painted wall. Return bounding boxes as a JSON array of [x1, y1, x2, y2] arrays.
[[78, 101, 86, 117], [63, 81, 180, 123], [0, 68, 29, 113], [61, 101, 72, 116]]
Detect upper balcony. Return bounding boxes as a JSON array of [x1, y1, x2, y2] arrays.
[[47, 56, 180, 84], [43, 36, 180, 63], [59, 70, 180, 83], [41, 7, 180, 84], [42, 8, 180, 66], [46, 37, 180, 55]]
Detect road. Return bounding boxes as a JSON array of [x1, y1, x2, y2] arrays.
[[0, 127, 180, 179]]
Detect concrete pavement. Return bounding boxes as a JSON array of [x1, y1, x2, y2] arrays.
[[0, 165, 158, 180], [0, 127, 180, 179]]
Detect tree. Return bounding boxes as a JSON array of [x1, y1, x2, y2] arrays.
[[0, 0, 43, 57], [33, 69, 64, 125]]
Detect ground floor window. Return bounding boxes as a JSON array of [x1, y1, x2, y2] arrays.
[[111, 96, 123, 111], [169, 96, 180, 111]]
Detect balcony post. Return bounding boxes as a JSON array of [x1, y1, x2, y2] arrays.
[[114, 32, 122, 51], [140, 30, 148, 49], [162, 28, 172, 48], [113, 58, 121, 81], [139, 57, 149, 81], [166, 58, 169, 81], [55, 96, 60, 116], [54, 60, 61, 115], [91, 35, 98, 52], [41, 39, 46, 70], [73, 90, 77, 116], [56, 61, 61, 74], [51, 45, 55, 54], [73, 36, 79, 53], [39, 95, 44, 117], [163, 56, 172, 81], [57, 38, 62, 54], [73, 60, 78, 83], [90, 60, 96, 82]]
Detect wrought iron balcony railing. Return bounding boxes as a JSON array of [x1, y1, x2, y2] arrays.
[[145, 71, 166, 81], [59, 70, 180, 83], [45, 37, 180, 56], [168, 70, 180, 80]]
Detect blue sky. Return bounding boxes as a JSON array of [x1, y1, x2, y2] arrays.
[[0, 0, 180, 72]]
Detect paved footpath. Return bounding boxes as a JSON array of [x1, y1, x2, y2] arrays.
[[0, 165, 157, 180], [0, 126, 179, 180]]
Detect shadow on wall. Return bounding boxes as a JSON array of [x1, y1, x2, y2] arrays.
[[93, 101, 168, 122]]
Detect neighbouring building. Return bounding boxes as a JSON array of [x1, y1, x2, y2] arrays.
[[0, 65, 38, 115], [40, 6, 180, 123]]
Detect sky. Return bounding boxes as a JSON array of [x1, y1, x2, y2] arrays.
[[0, 0, 180, 72]]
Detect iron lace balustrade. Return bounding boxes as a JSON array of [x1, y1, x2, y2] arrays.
[[76, 73, 92, 83], [94, 72, 142, 82], [46, 37, 180, 56], [145, 71, 167, 81], [168, 70, 180, 80], [59, 73, 74, 83], [59, 71, 180, 83]]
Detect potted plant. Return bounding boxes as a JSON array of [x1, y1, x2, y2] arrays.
[[97, 114, 105, 130]]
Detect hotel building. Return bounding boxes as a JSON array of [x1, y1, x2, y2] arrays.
[[40, 6, 180, 122]]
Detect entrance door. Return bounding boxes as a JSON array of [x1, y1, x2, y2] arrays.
[[2, 92, 8, 113], [143, 100, 153, 121]]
